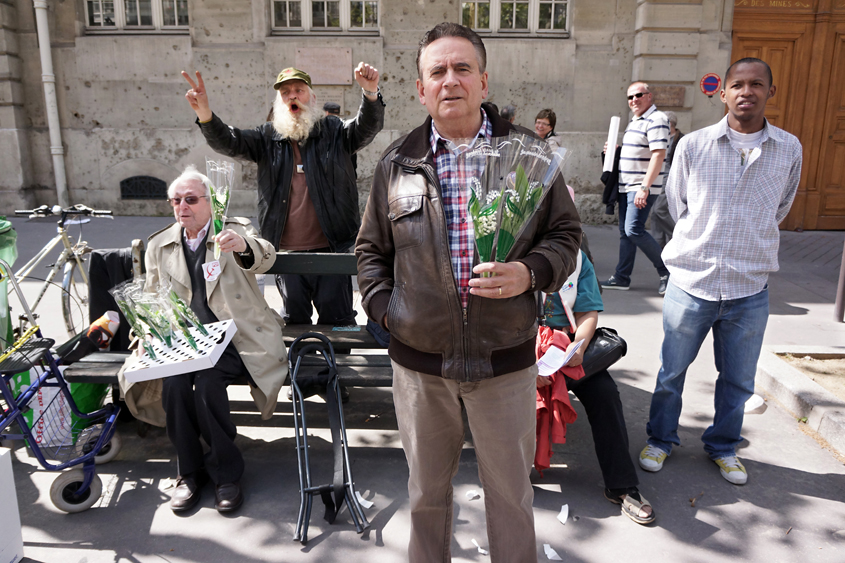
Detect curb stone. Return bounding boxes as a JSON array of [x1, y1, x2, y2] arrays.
[[755, 345, 845, 457]]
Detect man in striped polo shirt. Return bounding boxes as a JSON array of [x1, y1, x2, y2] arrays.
[[601, 81, 671, 295]]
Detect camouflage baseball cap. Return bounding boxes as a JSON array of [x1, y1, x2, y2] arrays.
[[273, 67, 312, 89]]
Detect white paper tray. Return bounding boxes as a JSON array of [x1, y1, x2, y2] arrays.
[[124, 319, 237, 383]]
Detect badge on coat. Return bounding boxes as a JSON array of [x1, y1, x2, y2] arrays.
[[203, 260, 221, 282]]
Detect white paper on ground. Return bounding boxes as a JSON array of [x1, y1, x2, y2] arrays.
[[544, 544, 563, 561], [537, 340, 584, 376], [472, 539, 489, 556], [557, 504, 569, 525], [745, 394, 767, 414], [466, 489, 481, 500], [533, 483, 562, 493], [355, 491, 374, 509]]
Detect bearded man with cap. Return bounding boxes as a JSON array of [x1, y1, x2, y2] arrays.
[[182, 64, 384, 328]]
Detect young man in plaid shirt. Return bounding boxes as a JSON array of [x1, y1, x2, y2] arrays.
[[639, 58, 802, 486], [356, 22, 581, 563]]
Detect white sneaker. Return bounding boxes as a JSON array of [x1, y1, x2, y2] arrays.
[[638, 445, 668, 472], [714, 456, 747, 485]]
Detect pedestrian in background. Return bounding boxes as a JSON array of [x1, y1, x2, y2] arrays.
[[534, 108, 561, 150], [600, 81, 671, 295], [501, 104, 516, 123], [650, 110, 684, 248]]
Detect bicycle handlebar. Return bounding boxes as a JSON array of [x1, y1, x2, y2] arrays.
[[15, 204, 113, 219]]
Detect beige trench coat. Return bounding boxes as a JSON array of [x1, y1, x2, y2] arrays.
[[118, 217, 287, 426]]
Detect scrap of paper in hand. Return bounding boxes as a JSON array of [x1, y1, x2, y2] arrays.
[[537, 340, 584, 376]]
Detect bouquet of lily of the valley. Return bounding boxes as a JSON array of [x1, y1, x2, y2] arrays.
[[156, 281, 209, 352], [109, 278, 158, 360], [205, 157, 235, 259], [462, 133, 568, 274], [123, 279, 175, 348]]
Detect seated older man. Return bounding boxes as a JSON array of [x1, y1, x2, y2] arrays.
[[120, 165, 286, 514]]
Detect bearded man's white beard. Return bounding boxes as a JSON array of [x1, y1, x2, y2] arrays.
[[271, 95, 322, 142]]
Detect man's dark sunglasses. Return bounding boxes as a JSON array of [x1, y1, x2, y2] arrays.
[[627, 92, 647, 100], [168, 195, 209, 206]]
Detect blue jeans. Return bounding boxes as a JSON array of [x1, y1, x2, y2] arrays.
[[614, 191, 669, 285], [646, 282, 769, 459]]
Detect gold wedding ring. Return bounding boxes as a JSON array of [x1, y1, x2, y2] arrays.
[[498, 287, 502, 296]]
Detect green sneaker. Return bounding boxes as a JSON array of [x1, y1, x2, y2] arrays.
[[638, 445, 668, 472], [714, 456, 747, 485]]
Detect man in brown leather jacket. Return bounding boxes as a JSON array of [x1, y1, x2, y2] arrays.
[[356, 22, 581, 563]]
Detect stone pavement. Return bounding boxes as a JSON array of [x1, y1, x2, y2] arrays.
[[4, 217, 845, 563]]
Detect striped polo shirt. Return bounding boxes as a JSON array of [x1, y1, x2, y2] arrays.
[[619, 105, 670, 194]]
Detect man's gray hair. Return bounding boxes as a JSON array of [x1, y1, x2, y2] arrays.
[[501, 105, 516, 122], [168, 164, 212, 199], [416, 22, 486, 80], [664, 111, 678, 126]]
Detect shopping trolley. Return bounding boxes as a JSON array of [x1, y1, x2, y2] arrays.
[[0, 258, 120, 513], [288, 333, 370, 544]]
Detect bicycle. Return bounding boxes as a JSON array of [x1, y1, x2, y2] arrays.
[[12, 204, 113, 338]]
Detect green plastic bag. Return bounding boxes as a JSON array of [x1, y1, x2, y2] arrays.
[[0, 216, 18, 350]]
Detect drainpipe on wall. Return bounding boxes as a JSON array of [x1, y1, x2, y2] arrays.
[[32, 0, 69, 208]]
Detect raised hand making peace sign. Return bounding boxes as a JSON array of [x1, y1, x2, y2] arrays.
[[181, 70, 212, 122]]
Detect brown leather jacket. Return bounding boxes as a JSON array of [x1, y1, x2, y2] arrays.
[[356, 108, 581, 382]]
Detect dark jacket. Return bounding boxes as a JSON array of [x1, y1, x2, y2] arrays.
[[198, 95, 385, 252], [600, 146, 622, 215], [666, 129, 685, 169], [355, 108, 582, 382]]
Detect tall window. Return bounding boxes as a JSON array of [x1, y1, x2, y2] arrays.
[[86, 0, 189, 31], [272, 0, 379, 31], [461, 0, 568, 34]]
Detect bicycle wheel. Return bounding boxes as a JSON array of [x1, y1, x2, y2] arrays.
[[62, 258, 89, 337]]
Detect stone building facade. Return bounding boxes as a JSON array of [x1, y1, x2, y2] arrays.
[[1, 0, 733, 222]]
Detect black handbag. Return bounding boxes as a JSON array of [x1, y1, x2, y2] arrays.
[[581, 327, 627, 377]]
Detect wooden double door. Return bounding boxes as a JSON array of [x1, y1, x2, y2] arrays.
[[733, 0, 845, 230]]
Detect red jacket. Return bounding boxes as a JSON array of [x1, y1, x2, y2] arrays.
[[534, 326, 586, 475]]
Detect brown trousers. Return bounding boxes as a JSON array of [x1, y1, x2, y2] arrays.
[[392, 361, 538, 563]]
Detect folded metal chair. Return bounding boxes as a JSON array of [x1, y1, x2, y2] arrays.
[[288, 332, 370, 544]]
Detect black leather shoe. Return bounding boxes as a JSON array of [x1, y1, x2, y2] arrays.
[[215, 481, 244, 513], [170, 473, 206, 513]]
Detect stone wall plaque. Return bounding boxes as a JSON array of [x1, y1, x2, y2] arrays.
[[295, 48, 353, 85], [650, 86, 686, 108], [734, 0, 814, 10], [313, 88, 346, 115]]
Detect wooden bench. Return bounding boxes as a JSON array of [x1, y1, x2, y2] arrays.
[[64, 252, 393, 388]]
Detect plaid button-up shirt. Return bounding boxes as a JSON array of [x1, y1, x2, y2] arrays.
[[663, 116, 803, 301], [430, 112, 493, 309]]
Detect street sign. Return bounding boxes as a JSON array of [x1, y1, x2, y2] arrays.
[[700, 73, 722, 97]]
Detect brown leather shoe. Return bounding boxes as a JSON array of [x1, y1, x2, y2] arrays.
[[215, 481, 243, 513], [170, 473, 206, 513]]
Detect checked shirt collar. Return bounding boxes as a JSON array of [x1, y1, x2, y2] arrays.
[[430, 111, 492, 310]]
